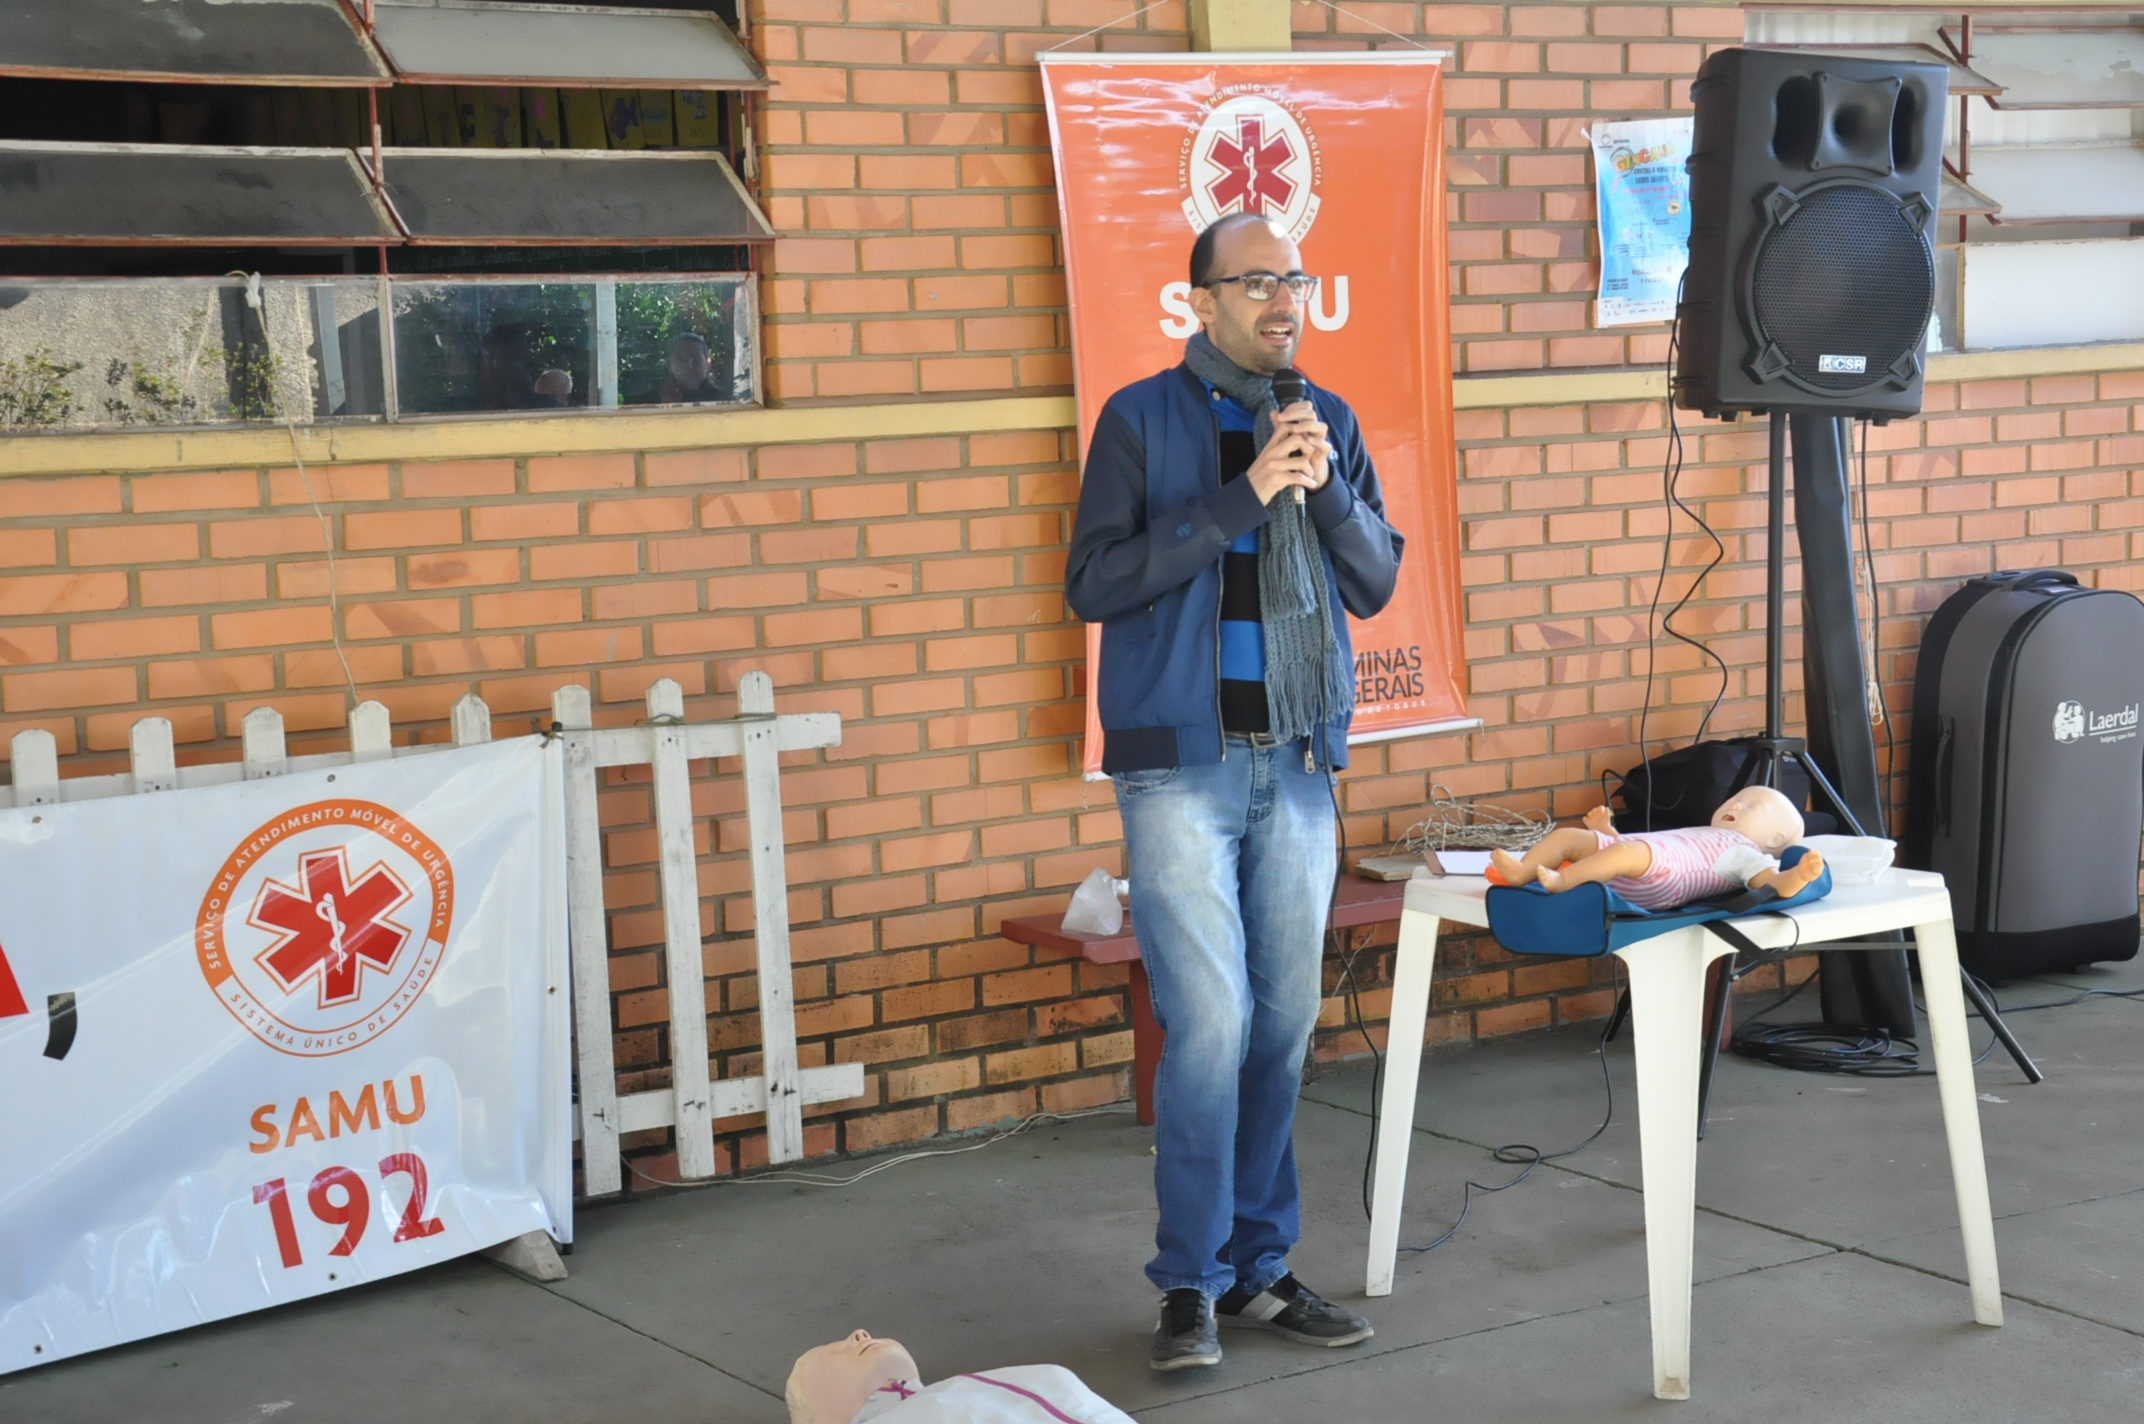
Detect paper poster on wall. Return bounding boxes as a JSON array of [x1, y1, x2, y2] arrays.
[[1591, 116, 1695, 326], [1041, 53, 1472, 775], [0, 738, 571, 1373]]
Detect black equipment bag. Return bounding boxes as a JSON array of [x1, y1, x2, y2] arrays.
[[1903, 570, 2144, 980], [1604, 738, 1817, 835]]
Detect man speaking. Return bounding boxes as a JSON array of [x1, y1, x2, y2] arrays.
[[1065, 212, 1404, 1371]]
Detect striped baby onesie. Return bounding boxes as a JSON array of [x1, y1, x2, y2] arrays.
[[1597, 826, 1779, 911]]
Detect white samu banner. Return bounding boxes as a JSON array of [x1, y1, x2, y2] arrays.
[[0, 736, 571, 1372]]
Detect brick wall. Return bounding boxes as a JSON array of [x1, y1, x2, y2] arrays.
[[754, 0, 1103, 402], [1296, 0, 1741, 372], [4, 380, 2137, 1177], [755, 0, 1741, 398], [0, 432, 1122, 1181], [2, 2, 2140, 1177]]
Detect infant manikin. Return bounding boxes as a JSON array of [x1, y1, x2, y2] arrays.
[[786, 1330, 1134, 1424], [1489, 784, 1826, 910]]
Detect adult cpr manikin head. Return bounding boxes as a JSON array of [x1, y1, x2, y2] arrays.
[[1709, 784, 1805, 854], [786, 1330, 922, 1424]]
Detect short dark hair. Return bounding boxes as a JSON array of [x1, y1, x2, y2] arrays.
[[1188, 212, 1278, 288]]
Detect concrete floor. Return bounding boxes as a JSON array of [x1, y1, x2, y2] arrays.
[[8, 957, 2141, 1423]]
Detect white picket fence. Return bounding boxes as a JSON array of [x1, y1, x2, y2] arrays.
[[552, 673, 857, 1191], [1, 671, 852, 1200]]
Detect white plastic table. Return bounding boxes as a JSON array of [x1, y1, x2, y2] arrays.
[[1363, 867, 2003, 1400]]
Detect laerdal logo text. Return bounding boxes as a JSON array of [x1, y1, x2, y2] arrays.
[[2090, 704, 2140, 736], [2053, 700, 2138, 745]]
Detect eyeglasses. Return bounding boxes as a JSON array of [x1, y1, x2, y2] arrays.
[[1203, 271, 1320, 301]]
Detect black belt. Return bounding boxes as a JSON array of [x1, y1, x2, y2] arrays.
[[1226, 731, 1286, 747]]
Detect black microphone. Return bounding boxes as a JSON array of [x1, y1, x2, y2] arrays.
[[1271, 369, 1309, 505]]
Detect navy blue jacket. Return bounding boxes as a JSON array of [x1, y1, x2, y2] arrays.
[[1065, 363, 1404, 772]]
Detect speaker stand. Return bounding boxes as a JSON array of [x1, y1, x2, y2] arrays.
[[1694, 415, 2041, 1125], [1728, 418, 1866, 828]]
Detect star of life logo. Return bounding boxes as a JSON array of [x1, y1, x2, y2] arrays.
[[197, 800, 454, 1056], [1179, 90, 1323, 243], [250, 847, 413, 1009]]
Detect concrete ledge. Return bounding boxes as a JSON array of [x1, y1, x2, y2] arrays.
[[1453, 368, 1663, 409], [1446, 341, 2144, 412], [0, 395, 1079, 479], [2, 340, 2138, 477], [1927, 340, 2144, 383]]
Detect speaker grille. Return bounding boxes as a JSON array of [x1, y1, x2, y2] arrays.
[[1748, 182, 1932, 394]]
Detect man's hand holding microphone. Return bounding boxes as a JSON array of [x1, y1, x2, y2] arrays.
[[1245, 369, 1331, 508]]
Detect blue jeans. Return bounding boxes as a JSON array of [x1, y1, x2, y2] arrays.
[[1113, 736, 1337, 1297]]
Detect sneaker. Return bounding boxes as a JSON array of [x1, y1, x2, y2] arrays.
[[1149, 1288, 1222, 1371], [1215, 1274, 1374, 1347]]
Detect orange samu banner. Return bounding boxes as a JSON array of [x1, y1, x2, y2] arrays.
[[1040, 53, 1471, 775]]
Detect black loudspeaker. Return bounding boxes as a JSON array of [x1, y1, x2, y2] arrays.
[[1675, 48, 1949, 422]]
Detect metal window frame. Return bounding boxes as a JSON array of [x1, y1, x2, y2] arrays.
[[1959, 23, 2144, 110], [1938, 15, 2144, 232], [0, 270, 758, 431], [0, 139, 402, 246], [0, 0, 394, 88], [0, 0, 768, 90], [380, 269, 758, 419], [1745, 42, 2002, 97], [374, 145, 775, 246], [0, 140, 775, 248], [367, 0, 768, 89], [1970, 143, 2144, 224]]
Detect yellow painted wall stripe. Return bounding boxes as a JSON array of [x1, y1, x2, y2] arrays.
[[3, 343, 2138, 477], [1456, 369, 1663, 408], [0, 396, 1080, 479], [1443, 342, 2144, 411]]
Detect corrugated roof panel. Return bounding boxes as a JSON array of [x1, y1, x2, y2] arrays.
[[0, 141, 401, 244], [0, 0, 390, 86], [371, 1, 767, 88], [380, 148, 773, 244]]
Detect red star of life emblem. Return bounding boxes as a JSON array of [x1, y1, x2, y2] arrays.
[[1205, 114, 1297, 217], [247, 847, 414, 1009]]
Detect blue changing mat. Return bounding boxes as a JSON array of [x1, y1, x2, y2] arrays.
[[1484, 845, 1833, 958]]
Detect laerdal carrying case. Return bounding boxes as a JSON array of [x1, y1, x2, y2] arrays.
[[1903, 570, 2144, 980]]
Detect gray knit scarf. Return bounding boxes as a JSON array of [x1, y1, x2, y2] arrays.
[[1182, 330, 1356, 747]]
